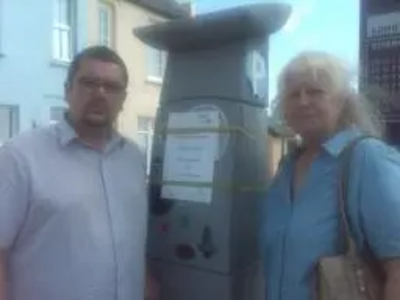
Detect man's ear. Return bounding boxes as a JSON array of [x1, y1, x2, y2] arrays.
[[117, 91, 128, 113], [64, 81, 70, 92], [122, 90, 127, 102]]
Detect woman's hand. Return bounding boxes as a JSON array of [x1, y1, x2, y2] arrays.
[[145, 272, 160, 300], [383, 259, 400, 300]]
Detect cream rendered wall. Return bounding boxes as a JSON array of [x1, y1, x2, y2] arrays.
[[268, 135, 286, 176], [87, 0, 165, 140]]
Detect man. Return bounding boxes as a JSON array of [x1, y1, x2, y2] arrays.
[[0, 46, 157, 300]]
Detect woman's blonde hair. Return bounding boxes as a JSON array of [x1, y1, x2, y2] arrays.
[[275, 51, 383, 138]]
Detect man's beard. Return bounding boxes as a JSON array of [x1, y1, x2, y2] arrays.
[[83, 114, 111, 128]]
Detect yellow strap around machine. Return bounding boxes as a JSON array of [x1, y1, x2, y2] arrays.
[[154, 180, 268, 192], [156, 125, 268, 141], [151, 125, 269, 192]]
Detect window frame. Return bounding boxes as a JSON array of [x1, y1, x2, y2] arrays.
[[284, 138, 298, 155], [0, 105, 19, 145], [145, 18, 167, 82], [136, 116, 155, 174], [52, 0, 75, 62], [146, 47, 167, 83], [146, 46, 168, 83], [98, 1, 114, 47], [49, 106, 67, 124], [0, 0, 3, 55]]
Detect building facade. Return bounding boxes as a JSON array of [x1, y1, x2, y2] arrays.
[[87, 0, 189, 170], [359, 0, 400, 146], [0, 0, 88, 143], [267, 129, 297, 176], [175, 0, 195, 15]]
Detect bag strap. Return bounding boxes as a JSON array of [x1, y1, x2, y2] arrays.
[[337, 135, 387, 283], [337, 135, 375, 256]]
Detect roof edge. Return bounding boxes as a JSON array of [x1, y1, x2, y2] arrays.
[[128, 0, 189, 19]]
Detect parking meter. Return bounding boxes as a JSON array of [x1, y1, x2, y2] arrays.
[[134, 4, 290, 300]]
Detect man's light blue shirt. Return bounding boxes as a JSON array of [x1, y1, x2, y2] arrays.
[[0, 120, 148, 300], [260, 128, 400, 300]]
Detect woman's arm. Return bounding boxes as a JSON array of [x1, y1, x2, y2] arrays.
[[356, 141, 400, 300], [145, 265, 159, 300], [383, 260, 400, 300]]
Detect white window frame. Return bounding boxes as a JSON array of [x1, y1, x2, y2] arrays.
[[0, 0, 3, 54], [0, 105, 19, 146], [146, 47, 167, 83], [137, 116, 154, 174], [49, 106, 67, 124], [98, 1, 114, 47], [52, 0, 74, 62]]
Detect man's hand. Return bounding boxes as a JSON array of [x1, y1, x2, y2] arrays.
[[0, 250, 7, 300], [145, 271, 159, 300]]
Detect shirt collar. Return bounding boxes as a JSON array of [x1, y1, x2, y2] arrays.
[[56, 116, 76, 146], [56, 115, 125, 151], [322, 127, 362, 157]]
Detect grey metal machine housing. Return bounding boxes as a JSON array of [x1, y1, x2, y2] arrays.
[[134, 4, 290, 300]]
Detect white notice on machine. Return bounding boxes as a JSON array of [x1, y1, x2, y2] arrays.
[[161, 111, 220, 203]]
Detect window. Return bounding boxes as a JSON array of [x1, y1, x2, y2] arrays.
[[146, 19, 167, 81], [283, 138, 299, 155], [147, 47, 167, 81], [136, 116, 154, 174], [53, 0, 74, 62], [50, 106, 67, 124], [0, 0, 3, 54], [98, 2, 114, 47], [0, 105, 19, 145]]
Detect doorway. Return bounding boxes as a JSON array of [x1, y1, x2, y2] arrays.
[[385, 121, 400, 149]]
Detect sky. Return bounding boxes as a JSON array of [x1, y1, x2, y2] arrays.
[[193, 0, 360, 101]]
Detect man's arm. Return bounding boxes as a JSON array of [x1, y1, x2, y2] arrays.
[[0, 145, 30, 300], [133, 144, 159, 300], [0, 251, 7, 300]]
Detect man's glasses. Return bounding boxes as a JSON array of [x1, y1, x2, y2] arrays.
[[78, 77, 125, 96]]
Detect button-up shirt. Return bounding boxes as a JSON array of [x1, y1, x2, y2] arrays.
[[0, 119, 148, 300], [260, 128, 400, 300]]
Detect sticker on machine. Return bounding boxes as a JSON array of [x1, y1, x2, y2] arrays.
[[161, 110, 220, 204]]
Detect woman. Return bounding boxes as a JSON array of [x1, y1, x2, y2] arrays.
[[260, 51, 400, 300]]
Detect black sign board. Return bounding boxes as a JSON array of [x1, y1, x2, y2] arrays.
[[360, 0, 400, 120]]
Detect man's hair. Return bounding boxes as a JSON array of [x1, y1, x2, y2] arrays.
[[66, 45, 129, 88]]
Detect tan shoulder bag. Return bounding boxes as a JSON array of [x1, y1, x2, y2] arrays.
[[316, 136, 385, 300]]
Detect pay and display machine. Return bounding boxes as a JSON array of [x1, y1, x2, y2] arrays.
[[134, 4, 290, 300]]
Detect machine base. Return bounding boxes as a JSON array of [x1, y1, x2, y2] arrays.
[[150, 260, 265, 300]]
